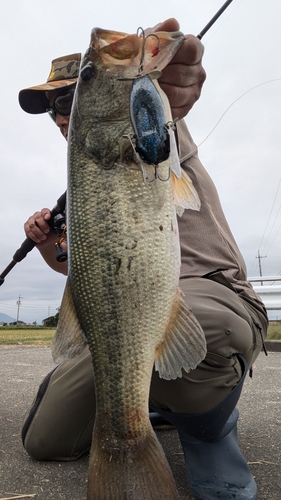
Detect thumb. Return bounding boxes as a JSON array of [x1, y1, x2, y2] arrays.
[[153, 18, 180, 32]]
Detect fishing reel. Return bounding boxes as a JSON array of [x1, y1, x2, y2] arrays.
[[52, 212, 68, 263], [0, 191, 67, 287]]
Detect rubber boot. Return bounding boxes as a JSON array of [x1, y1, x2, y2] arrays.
[[151, 355, 257, 500], [149, 408, 175, 430]]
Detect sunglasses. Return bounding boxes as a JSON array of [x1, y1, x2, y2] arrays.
[[46, 88, 75, 122]]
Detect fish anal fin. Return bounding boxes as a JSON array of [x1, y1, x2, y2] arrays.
[[172, 169, 201, 216], [155, 289, 206, 380], [51, 278, 87, 363]]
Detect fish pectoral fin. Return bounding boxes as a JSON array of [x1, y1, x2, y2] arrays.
[[172, 169, 201, 217], [51, 278, 87, 363], [154, 289, 206, 380]]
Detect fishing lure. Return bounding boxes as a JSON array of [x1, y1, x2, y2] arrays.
[[130, 74, 170, 166]]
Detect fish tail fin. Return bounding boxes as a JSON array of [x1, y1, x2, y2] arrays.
[[172, 169, 201, 216], [87, 427, 178, 499]]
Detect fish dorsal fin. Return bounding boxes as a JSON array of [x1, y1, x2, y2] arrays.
[[154, 289, 206, 380], [172, 169, 201, 216], [51, 278, 87, 363]]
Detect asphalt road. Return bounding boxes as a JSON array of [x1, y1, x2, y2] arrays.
[[0, 346, 280, 499]]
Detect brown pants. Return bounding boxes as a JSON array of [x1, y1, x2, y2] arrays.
[[22, 277, 268, 461]]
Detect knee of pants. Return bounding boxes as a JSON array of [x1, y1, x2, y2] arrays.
[[22, 347, 96, 461], [23, 409, 95, 461], [180, 277, 264, 365], [149, 353, 243, 414], [149, 278, 264, 414]]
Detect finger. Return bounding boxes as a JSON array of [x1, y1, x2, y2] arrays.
[[145, 18, 180, 36], [25, 224, 46, 243], [171, 35, 204, 66], [160, 77, 205, 120], [24, 210, 51, 243], [153, 18, 180, 33], [159, 62, 205, 88], [34, 212, 51, 234], [41, 208, 52, 221], [34, 209, 51, 231]]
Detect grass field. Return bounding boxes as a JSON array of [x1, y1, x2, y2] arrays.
[[0, 328, 56, 346], [0, 322, 280, 346], [266, 321, 281, 340]]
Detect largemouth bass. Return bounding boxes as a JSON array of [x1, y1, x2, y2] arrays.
[[53, 26, 206, 499]]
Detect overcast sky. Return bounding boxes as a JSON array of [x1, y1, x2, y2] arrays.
[[0, 0, 280, 323]]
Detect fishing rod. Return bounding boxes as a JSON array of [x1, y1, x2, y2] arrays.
[[197, 0, 234, 40], [0, 191, 66, 286], [0, 1, 234, 287]]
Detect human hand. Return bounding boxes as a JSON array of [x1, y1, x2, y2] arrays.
[[24, 209, 53, 246], [24, 208, 68, 274], [153, 18, 206, 120]]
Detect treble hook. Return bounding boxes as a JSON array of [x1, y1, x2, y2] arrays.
[[136, 27, 160, 74], [123, 133, 151, 183], [123, 133, 171, 184], [154, 165, 171, 182]]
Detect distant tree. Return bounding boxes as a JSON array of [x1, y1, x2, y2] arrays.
[[44, 312, 59, 327]]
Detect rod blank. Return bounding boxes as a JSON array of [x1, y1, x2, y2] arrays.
[[197, 0, 234, 40]]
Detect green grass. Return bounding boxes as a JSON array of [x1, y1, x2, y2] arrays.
[[0, 327, 56, 346], [267, 321, 281, 340], [0, 321, 280, 346]]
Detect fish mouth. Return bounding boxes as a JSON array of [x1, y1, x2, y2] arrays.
[[90, 27, 185, 74]]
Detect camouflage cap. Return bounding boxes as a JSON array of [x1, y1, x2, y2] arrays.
[[18, 53, 81, 114]]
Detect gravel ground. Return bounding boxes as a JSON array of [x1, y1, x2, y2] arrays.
[[0, 346, 280, 499]]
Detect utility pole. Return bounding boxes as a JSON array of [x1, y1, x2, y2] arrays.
[[256, 250, 267, 286], [16, 295, 22, 324]]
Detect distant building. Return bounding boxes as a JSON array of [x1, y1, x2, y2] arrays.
[[42, 317, 52, 326]]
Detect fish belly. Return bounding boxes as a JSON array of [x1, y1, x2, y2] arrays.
[[68, 146, 180, 499]]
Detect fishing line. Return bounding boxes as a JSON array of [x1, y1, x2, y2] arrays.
[[180, 77, 281, 163], [202, 0, 246, 44], [263, 217, 281, 257], [258, 177, 281, 254], [198, 78, 281, 148], [266, 211, 281, 253], [248, 178, 281, 276], [180, 78, 281, 278]]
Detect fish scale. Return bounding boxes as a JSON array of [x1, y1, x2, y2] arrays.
[[53, 26, 207, 499], [69, 150, 180, 497]]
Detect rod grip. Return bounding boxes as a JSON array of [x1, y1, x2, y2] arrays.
[[13, 191, 67, 263], [0, 191, 66, 283]]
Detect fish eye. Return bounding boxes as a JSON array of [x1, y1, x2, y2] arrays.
[[80, 63, 97, 82]]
